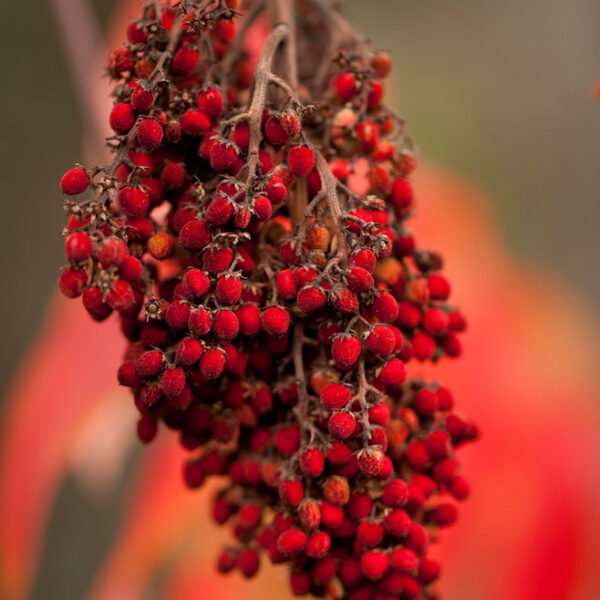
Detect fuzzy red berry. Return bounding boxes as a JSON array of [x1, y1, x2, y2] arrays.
[[328, 411, 356, 439], [288, 145, 315, 176], [199, 348, 225, 379], [64, 232, 93, 262], [265, 176, 288, 204], [197, 88, 224, 120], [300, 448, 325, 477], [58, 267, 87, 298], [306, 531, 331, 559], [171, 45, 200, 75], [297, 286, 327, 313], [360, 551, 389, 580], [161, 367, 186, 398], [206, 196, 234, 226], [179, 220, 211, 250], [106, 279, 136, 311], [357, 447, 385, 476], [209, 140, 238, 171], [277, 528, 307, 556], [180, 109, 210, 136], [60, 167, 90, 195], [357, 520, 385, 547], [130, 87, 153, 112], [320, 383, 352, 410], [365, 325, 396, 356], [335, 72, 359, 102], [378, 358, 406, 387], [137, 119, 164, 150], [346, 266, 374, 292], [331, 334, 361, 370], [213, 309, 239, 340], [175, 337, 203, 366], [261, 306, 290, 336]]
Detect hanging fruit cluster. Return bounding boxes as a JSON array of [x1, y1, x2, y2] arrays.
[[58, 1, 478, 597]]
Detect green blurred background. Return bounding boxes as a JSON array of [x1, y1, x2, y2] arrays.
[[0, 0, 599, 597]]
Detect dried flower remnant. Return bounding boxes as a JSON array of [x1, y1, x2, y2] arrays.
[[57, 0, 478, 597]]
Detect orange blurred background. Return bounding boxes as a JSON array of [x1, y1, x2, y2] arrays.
[[1, 1, 599, 599]]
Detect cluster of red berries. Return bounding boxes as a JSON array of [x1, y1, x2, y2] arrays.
[[58, 1, 478, 598]]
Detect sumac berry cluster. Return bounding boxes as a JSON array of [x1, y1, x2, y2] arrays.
[[58, 1, 478, 598]]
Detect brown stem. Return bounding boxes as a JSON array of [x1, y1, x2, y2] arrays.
[[314, 150, 349, 260], [267, 0, 298, 90], [237, 23, 290, 186]]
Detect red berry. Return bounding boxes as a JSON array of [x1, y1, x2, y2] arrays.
[[213, 309, 239, 340], [360, 551, 389, 580], [265, 176, 288, 204], [97, 238, 128, 267], [274, 425, 300, 456], [64, 232, 93, 262], [179, 220, 211, 250], [199, 348, 225, 379], [261, 306, 290, 336], [306, 531, 331, 559], [130, 87, 154, 112], [384, 509, 411, 537], [59, 267, 87, 298], [197, 88, 224, 120], [171, 45, 200, 75], [331, 334, 361, 370], [365, 325, 396, 356], [106, 279, 136, 311], [330, 287, 359, 313], [350, 249, 377, 273], [188, 307, 212, 337], [236, 304, 262, 336], [320, 383, 352, 410], [357, 447, 385, 476], [335, 72, 358, 102], [203, 247, 234, 273], [206, 196, 234, 226], [109, 47, 134, 74], [390, 178, 413, 211], [279, 478, 304, 507], [60, 167, 90, 195], [346, 266, 374, 292], [82, 287, 112, 321], [390, 548, 419, 573], [297, 286, 327, 313], [300, 448, 325, 477], [135, 349, 164, 378], [160, 163, 186, 190], [277, 528, 307, 556], [119, 186, 149, 217], [109, 102, 135, 133], [175, 337, 203, 366], [264, 114, 290, 146], [253, 195, 272, 220], [357, 520, 385, 547], [378, 358, 406, 387], [180, 109, 210, 136], [238, 549, 260, 578], [328, 411, 356, 439], [137, 119, 164, 150], [166, 299, 190, 330], [215, 274, 242, 305], [161, 367, 186, 398], [288, 145, 315, 176], [383, 479, 410, 508], [209, 140, 238, 171]]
